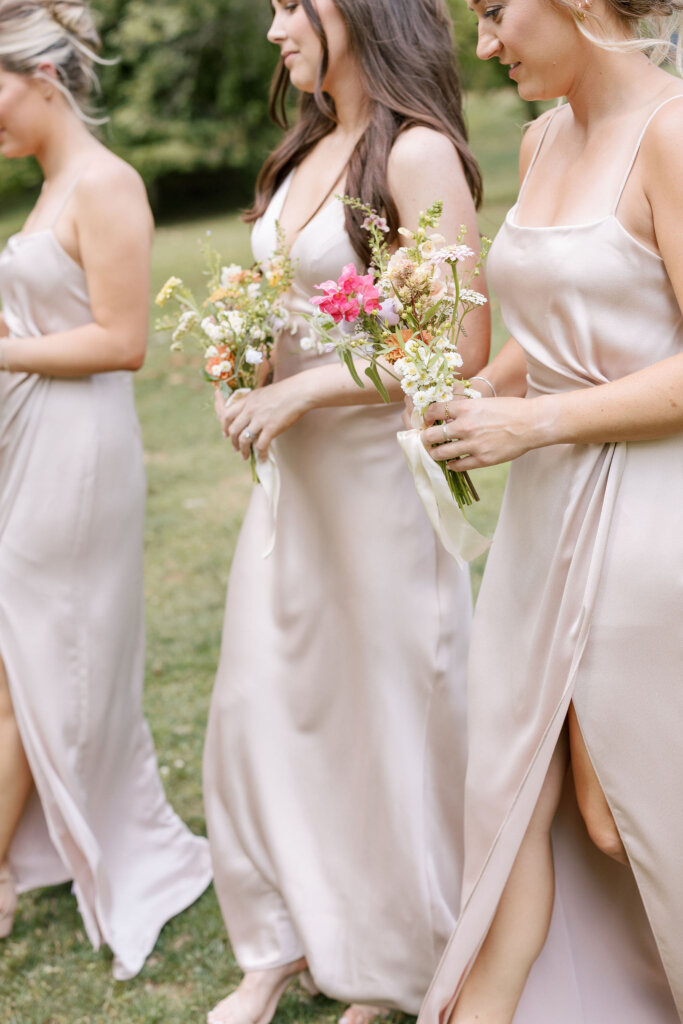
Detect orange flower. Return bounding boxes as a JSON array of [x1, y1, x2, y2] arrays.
[[205, 344, 235, 383], [400, 328, 432, 343], [385, 327, 432, 363]]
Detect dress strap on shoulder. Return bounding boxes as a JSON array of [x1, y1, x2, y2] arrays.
[[612, 94, 683, 213], [518, 102, 568, 202], [50, 170, 87, 228]]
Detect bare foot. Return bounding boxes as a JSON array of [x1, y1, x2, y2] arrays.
[[339, 1005, 391, 1024], [208, 957, 308, 1024]]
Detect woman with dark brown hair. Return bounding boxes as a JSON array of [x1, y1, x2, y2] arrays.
[[202, 1, 489, 1022]]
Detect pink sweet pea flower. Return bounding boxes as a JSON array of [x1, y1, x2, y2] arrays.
[[311, 264, 381, 323]]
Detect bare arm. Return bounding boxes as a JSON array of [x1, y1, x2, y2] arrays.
[[469, 337, 528, 399], [456, 117, 545, 401], [386, 126, 491, 379], [2, 159, 153, 376]]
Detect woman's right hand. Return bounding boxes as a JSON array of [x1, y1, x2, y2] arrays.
[[421, 393, 550, 471], [215, 376, 315, 461]]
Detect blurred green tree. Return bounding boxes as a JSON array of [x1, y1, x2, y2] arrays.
[[0, 0, 281, 209], [0, 0, 521, 210], [96, 0, 280, 211]]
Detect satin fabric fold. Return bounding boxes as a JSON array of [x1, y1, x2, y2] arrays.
[[204, 175, 473, 1011], [420, 98, 683, 1023], [0, 227, 212, 978]]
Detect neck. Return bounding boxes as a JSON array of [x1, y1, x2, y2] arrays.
[[34, 103, 97, 180], [325, 63, 369, 136], [564, 45, 666, 130]]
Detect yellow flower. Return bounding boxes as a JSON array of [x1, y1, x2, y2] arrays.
[[155, 276, 183, 306]]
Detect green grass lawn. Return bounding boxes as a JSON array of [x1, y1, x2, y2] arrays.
[[0, 88, 528, 1024]]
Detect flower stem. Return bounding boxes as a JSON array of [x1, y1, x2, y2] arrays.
[[441, 462, 479, 508]]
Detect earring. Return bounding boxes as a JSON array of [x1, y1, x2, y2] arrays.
[[575, 0, 590, 19]]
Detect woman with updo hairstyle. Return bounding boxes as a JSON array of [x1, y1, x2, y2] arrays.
[[415, 0, 683, 1020], [0, 0, 211, 978], [202, 0, 490, 1022]]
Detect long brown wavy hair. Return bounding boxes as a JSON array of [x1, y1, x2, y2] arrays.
[[245, 0, 483, 268]]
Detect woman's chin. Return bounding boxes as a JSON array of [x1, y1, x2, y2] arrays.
[[0, 140, 30, 160], [516, 80, 563, 105], [516, 82, 538, 102], [288, 68, 316, 94]]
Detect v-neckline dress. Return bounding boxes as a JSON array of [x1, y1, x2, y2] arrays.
[[419, 96, 683, 1024], [203, 175, 474, 1011]]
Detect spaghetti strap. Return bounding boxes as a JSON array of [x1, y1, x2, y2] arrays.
[[50, 171, 86, 228], [517, 103, 567, 203], [612, 94, 683, 213]]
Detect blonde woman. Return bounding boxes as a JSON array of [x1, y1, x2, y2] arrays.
[[419, 0, 683, 1019], [0, 0, 211, 978]]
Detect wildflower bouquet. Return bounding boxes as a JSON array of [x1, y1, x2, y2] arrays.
[[155, 230, 295, 405], [305, 199, 491, 564], [155, 232, 296, 557], [307, 199, 489, 507]]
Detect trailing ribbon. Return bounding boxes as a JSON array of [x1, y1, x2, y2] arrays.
[[225, 388, 281, 558], [397, 425, 490, 567], [253, 449, 280, 558]]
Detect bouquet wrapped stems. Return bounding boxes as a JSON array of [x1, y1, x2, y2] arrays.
[[440, 443, 480, 506]]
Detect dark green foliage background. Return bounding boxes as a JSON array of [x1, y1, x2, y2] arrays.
[[0, 0, 514, 206]]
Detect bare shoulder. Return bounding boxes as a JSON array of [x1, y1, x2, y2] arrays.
[[387, 125, 472, 208], [388, 125, 464, 178], [76, 149, 152, 231], [640, 91, 683, 167]]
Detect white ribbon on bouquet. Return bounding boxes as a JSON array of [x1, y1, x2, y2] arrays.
[[397, 412, 490, 568], [225, 388, 280, 558]]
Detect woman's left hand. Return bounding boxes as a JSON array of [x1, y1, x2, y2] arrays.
[[216, 377, 312, 460], [422, 395, 547, 470]]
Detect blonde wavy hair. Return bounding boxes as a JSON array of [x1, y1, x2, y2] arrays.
[[0, 0, 113, 124], [559, 0, 683, 73]]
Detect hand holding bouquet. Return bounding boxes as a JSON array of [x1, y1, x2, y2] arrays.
[[155, 231, 296, 557], [306, 199, 489, 509]]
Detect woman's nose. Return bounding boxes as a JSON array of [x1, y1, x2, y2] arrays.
[[267, 12, 286, 43], [476, 25, 500, 60]]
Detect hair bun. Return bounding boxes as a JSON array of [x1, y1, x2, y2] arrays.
[[42, 0, 100, 50]]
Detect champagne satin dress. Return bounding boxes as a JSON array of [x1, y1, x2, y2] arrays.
[[0, 186, 212, 980], [419, 97, 683, 1024], [203, 174, 473, 1012]]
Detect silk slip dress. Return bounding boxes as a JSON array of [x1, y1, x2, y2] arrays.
[[0, 182, 212, 979], [419, 97, 683, 1024], [203, 174, 473, 1012]]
